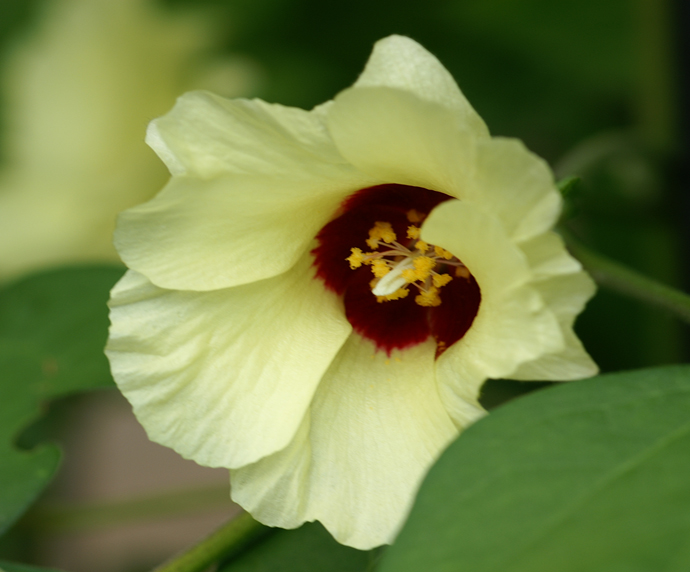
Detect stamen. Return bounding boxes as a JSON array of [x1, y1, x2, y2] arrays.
[[401, 256, 435, 283], [346, 248, 365, 269], [376, 288, 409, 303], [350, 218, 468, 308], [367, 221, 397, 249], [371, 259, 391, 278], [407, 225, 421, 239], [312, 184, 480, 355], [455, 266, 470, 279], [434, 245, 454, 260], [432, 273, 453, 288], [416, 286, 442, 307]]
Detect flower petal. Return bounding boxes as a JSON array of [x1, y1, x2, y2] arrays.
[[147, 92, 349, 178], [466, 137, 562, 243], [533, 271, 596, 324], [422, 199, 564, 381], [520, 231, 598, 379], [354, 35, 488, 137], [106, 251, 352, 469], [510, 271, 598, 380], [328, 86, 476, 194], [519, 231, 582, 279], [231, 335, 459, 550], [509, 327, 598, 381], [115, 169, 376, 291]]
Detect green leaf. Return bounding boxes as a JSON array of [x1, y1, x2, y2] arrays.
[[379, 366, 690, 572], [0, 560, 64, 572], [0, 266, 124, 535], [219, 522, 376, 572]]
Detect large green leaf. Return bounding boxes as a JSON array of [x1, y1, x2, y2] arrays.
[[0, 266, 123, 535], [219, 522, 375, 572], [380, 366, 690, 572]]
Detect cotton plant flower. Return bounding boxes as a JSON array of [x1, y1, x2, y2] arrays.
[[106, 35, 597, 549], [0, 0, 257, 282]]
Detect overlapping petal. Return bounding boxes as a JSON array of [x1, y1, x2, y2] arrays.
[[510, 271, 598, 380], [519, 231, 583, 279], [423, 199, 564, 381], [511, 232, 598, 380], [353, 35, 489, 138], [231, 336, 459, 549], [466, 137, 562, 242], [106, 251, 352, 468], [328, 87, 475, 195]]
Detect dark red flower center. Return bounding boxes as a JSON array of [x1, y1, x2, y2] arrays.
[[312, 184, 481, 356]]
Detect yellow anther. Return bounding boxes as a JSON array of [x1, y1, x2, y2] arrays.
[[433, 273, 453, 288], [415, 286, 442, 307], [388, 288, 409, 301], [371, 259, 391, 278], [350, 216, 469, 304], [346, 248, 365, 269], [367, 221, 396, 249], [379, 224, 396, 243], [407, 225, 421, 239], [413, 256, 435, 280], [402, 256, 435, 282], [455, 266, 470, 279], [401, 268, 417, 283], [434, 245, 454, 260], [362, 252, 378, 265], [407, 209, 424, 223], [377, 288, 410, 303]]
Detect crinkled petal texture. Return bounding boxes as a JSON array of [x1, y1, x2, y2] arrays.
[[106, 252, 352, 468], [230, 336, 465, 549], [107, 34, 597, 553]]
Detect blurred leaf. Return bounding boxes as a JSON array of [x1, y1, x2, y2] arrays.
[[219, 522, 375, 572], [380, 366, 690, 572], [0, 560, 64, 572], [0, 266, 123, 535]]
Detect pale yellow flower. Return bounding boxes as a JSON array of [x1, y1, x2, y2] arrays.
[[106, 36, 597, 549], [0, 0, 257, 282]]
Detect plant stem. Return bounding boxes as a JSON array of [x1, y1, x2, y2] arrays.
[[153, 512, 272, 572], [564, 232, 690, 325]]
